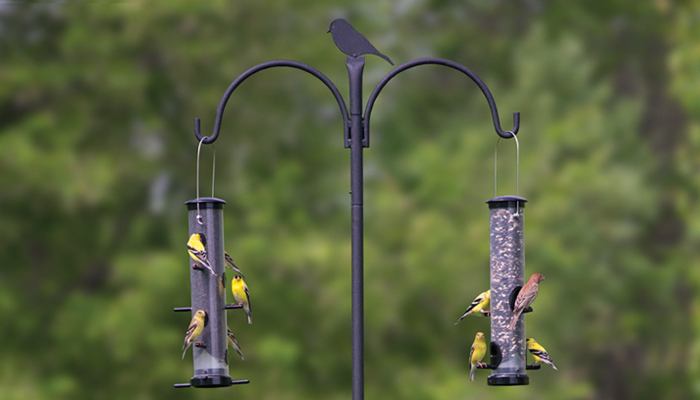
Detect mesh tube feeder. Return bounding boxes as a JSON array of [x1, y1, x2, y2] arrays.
[[486, 195, 531, 386], [173, 197, 249, 389]]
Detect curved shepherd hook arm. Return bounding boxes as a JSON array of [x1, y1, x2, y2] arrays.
[[363, 57, 520, 145], [194, 60, 350, 144]]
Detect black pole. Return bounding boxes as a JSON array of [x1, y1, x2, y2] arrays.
[[346, 55, 366, 400], [190, 18, 520, 396]]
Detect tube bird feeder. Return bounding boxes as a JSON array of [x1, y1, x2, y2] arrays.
[[173, 197, 249, 388], [486, 195, 529, 386]]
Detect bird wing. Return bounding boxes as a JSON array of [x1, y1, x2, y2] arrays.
[[465, 294, 484, 313], [245, 285, 252, 314], [469, 344, 475, 364], [224, 253, 243, 275], [227, 330, 245, 360], [182, 322, 198, 355], [184, 320, 198, 339], [529, 345, 554, 361], [188, 246, 216, 274], [455, 294, 485, 323], [514, 284, 538, 311], [528, 348, 548, 359], [187, 246, 209, 265]]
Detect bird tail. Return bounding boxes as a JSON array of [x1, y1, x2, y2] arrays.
[[543, 357, 558, 371], [204, 264, 217, 276], [245, 304, 252, 325], [469, 364, 476, 381], [378, 52, 394, 65], [182, 343, 190, 360], [508, 313, 520, 330], [228, 334, 246, 360]]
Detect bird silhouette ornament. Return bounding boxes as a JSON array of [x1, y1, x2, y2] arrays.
[[328, 19, 394, 65]]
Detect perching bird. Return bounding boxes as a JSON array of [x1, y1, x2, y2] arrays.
[[227, 328, 245, 360], [455, 289, 491, 324], [327, 18, 394, 65], [187, 233, 216, 275], [508, 272, 545, 330], [219, 273, 226, 298], [182, 309, 207, 359], [469, 332, 487, 382], [231, 275, 252, 324], [225, 252, 244, 276], [527, 337, 558, 370]]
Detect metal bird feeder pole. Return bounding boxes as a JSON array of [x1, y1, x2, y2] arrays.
[[187, 19, 522, 398]]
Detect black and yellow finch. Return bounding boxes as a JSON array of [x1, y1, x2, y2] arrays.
[[182, 309, 207, 359]]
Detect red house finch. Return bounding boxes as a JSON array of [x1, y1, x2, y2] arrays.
[[508, 272, 544, 330]]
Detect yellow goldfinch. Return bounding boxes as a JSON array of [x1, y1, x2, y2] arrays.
[[231, 275, 252, 324], [187, 233, 216, 275], [225, 252, 244, 276], [227, 328, 245, 360], [182, 309, 207, 359], [509, 272, 544, 330], [527, 337, 558, 370], [469, 332, 487, 381], [455, 290, 490, 324]]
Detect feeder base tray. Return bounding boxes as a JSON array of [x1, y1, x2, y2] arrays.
[[487, 373, 529, 386], [189, 375, 249, 388]]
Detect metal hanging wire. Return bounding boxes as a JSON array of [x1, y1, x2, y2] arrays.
[[195, 138, 217, 225], [493, 133, 521, 214]]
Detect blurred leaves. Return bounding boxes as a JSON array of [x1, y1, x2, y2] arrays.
[[0, 1, 699, 399]]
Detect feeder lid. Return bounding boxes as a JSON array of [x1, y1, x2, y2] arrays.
[[185, 197, 226, 210], [486, 195, 527, 209]]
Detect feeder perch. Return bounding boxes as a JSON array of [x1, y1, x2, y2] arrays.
[[486, 195, 529, 386], [173, 197, 249, 389]]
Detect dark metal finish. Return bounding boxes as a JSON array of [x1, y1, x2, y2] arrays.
[[364, 58, 520, 147], [193, 61, 349, 145], [185, 197, 226, 210], [328, 19, 394, 65], [477, 364, 542, 370], [346, 55, 365, 400], [488, 375, 529, 386], [174, 304, 243, 312], [190, 375, 250, 388], [189, 19, 521, 397], [487, 196, 528, 386]]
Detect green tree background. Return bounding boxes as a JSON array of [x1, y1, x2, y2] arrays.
[[1, 1, 699, 399]]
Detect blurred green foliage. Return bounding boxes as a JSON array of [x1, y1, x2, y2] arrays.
[[0, 1, 699, 399]]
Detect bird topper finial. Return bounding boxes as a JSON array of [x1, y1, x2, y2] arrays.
[[328, 19, 394, 65]]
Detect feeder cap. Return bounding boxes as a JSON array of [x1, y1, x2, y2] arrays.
[[185, 197, 226, 210], [486, 195, 527, 209]]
